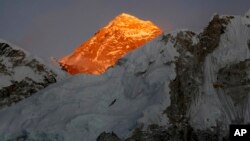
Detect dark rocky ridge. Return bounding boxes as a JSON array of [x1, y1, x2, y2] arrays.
[[0, 42, 57, 109], [97, 132, 122, 141]]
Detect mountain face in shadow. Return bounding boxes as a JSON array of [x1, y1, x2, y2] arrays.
[[0, 40, 59, 109]]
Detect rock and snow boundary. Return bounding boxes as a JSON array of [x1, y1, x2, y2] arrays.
[[0, 39, 67, 109]]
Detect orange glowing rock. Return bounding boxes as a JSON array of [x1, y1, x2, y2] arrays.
[[59, 13, 162, 74]]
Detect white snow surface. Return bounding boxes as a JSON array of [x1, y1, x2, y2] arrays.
[[189, 14, 250, 129], [0, 39, 67, 88], [0, 37, 178, 141]]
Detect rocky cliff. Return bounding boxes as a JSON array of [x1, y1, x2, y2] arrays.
[[97, 11, 250, 141], [0, 39, 58, 109]]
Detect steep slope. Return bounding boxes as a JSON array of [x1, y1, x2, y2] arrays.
[[0, 35, 178, 141], [0, 11, 250, 141], [123, 11, 250, 141], [59, 13, 162, 75], [0, 39, 62, 109]]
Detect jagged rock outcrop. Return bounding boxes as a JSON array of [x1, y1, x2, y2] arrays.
[[0, 40, 58, 109], [97, 132, 122, 141]]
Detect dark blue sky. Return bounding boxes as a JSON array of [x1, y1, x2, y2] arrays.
[[0, 0, 249, 60]]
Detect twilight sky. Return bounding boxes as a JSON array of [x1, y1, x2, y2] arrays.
[[0, 0, 249, 60]]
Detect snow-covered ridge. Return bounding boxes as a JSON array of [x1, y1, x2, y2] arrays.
[[0, 39, 65, 109], [0, 39, 31, 57], [0, 10, 250, 141], [0, 35, 179, 141]]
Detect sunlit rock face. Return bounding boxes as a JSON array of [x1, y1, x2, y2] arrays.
[[59, 13, 162, 74]]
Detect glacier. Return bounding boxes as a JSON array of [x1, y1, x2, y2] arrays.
[[0, 36, 178, 141]]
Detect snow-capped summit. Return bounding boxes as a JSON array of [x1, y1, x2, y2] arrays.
[[0, 11, 250, 141], [59, 13, 162, 75], [0, 39, 63, 109]]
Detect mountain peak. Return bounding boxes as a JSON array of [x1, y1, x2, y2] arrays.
[[0, 40, 59, 109], [59, 13, 162, 75]]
